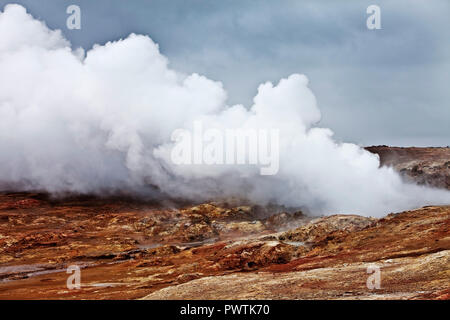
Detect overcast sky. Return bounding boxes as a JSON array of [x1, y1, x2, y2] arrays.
[[1, 0, 449, 146]]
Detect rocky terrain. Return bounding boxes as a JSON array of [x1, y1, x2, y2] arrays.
[[366, 146, 450, 189], [0, 147, 448, 300]]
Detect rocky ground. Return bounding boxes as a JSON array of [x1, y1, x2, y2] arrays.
[[0, 147, 448, 300], [366, 146, 450, 189]]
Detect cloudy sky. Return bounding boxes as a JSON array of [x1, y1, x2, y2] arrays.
[[1, 0, 449, 146]]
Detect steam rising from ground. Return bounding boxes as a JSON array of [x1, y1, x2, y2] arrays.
[[0, 5, 449, 217]]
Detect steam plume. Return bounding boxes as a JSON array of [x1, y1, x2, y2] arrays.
[[0, 4, 449, 216]]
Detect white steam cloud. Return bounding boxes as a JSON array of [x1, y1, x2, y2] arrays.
[[0, 4, 449, 217]]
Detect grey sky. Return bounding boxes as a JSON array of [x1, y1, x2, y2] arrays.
[[1, 0, 449, 146]]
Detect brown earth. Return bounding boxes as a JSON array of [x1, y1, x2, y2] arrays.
[[0, 147, 448, 300], [366, 146, 450, 189]]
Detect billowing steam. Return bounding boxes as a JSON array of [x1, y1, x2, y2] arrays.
[[0, 4, 449, 216]]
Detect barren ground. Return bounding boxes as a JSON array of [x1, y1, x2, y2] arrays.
[[0, 147, 449, 300]]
